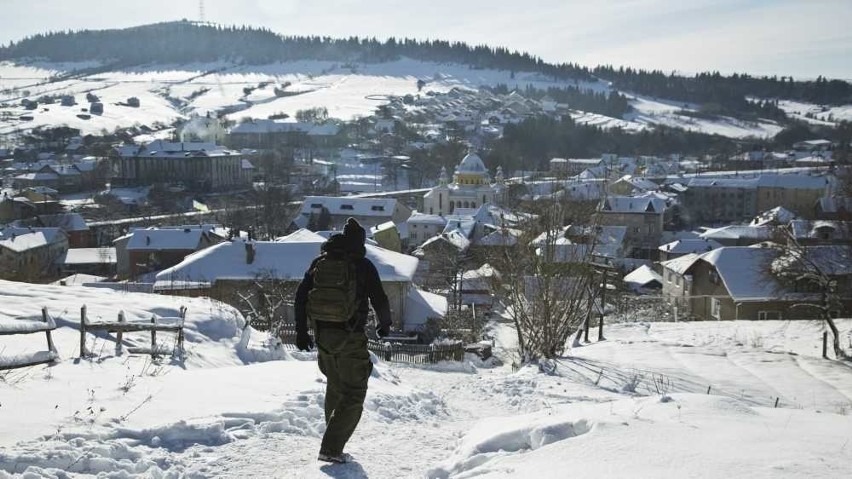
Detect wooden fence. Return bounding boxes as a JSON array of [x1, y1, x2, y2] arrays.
[[367, 340, 464, 364], [0, 307, 59, 370], [80, 305, 186, 359]]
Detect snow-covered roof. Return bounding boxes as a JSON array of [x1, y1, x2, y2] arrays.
[[455, 153, 487, 174], [789, 219, 851, 240], [38, 213, 89, 231], [699, 225, 772, 241], [477, 228, 521, 247], [601, 196, 667, 214], [126, 227, 211, 251], [61, 247, 116, 265], [687, 177, 758, 189], [614, 175, 659, 192], [699, 247, 778, 302], [750, 206, 797, 226], [658, 238, 722, 254], [660, 253, 701, 275], [117, 140, 238, 159], [0, 227, 65, 252], [755, 174, 829, 189], [403, 288, 448, 329], [623, 265, 662, 288], [407, 212, 448, 226], [300, 196, 399, 218], [154, 233, 418, 289]]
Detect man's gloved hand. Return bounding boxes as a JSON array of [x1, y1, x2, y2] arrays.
[[376, 324, 390, 339], [296, 332, 314, 351]]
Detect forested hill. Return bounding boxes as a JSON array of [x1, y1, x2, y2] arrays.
[[2, 21, 850, 108]]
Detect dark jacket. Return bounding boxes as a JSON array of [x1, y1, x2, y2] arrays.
[[294, 234, 392, 334]]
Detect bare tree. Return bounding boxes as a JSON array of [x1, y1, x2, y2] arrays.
[[489, 196, 599, 361], [768, 227, 851, 359]]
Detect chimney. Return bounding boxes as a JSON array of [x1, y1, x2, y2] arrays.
[[245, 242, 255, 264]]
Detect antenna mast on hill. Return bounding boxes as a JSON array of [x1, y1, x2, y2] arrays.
[[199, 0, 206, 23]]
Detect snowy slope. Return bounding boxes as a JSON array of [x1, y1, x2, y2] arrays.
[[1, 278, 851, 478], [0, 59, 809, 140]]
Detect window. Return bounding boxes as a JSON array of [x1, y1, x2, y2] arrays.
[[310, 203, 323, 208], [340, 204, 353, 210], [711, 298, 722, 319], [371, 205, 385, 211], [675, 275, 681, 286], [709, 269, 720, 285], [758, 311, 781, 320]]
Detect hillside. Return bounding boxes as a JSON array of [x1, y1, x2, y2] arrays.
[[0, 280, 850, 477], [0, 21, 850, 143]]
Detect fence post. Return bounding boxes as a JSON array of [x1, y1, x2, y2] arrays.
[[42, 307, 56, 356], [79, 305, 87, 358], [822, 331, 828, 359], [151, 315, 157, 358], [116, 311, 125, 355], [598, 271, 607, 341], [177, 306, 186, 356]]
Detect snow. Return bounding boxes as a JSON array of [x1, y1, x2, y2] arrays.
[[623, 265, 662, 289], [0, 59, 819, 140], [404, 289, 448, 329], [61, 247, 116, 265], [1, 274, 851, 477], [155, 234, 419, 289]]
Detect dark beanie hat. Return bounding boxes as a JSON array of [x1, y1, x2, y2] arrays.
[[343, 217, 366, 244]]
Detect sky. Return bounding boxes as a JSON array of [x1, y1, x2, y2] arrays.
[[2, 0, 850, 79]]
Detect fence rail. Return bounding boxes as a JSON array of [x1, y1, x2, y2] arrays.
[[0, 307, 59, 370], [79, 305, 186, 359]]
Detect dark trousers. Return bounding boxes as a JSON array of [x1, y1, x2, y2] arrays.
[[316, 328, 373, 456]]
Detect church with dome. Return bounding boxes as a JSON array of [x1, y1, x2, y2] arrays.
[[422, 152, 505, 216]]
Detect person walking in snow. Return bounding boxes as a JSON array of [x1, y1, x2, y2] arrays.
[[294, 217, 392, 464]]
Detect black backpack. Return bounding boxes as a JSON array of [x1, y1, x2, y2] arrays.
[[307, 254, 359, 324]]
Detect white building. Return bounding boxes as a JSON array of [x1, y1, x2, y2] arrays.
[[422, 152, 505, 216]]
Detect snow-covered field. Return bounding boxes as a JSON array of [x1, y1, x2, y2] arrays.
[[1, 279, 851, 478], [0, 59, 806, 140], [774, 99, 852, 126]]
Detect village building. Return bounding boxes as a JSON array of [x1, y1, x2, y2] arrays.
[[422, 152, 505, 216], [113, 226, 225, 279], [657, 238, 722, 262], [596, 196, 670, 258], [0, 226, 69, 281], [59, 247, 117, 276], [113, 140, 251, 191], [661, 246, 852, 321], [292, 196, 412, 232], [405, 212, 448, 249], [152, 230, 440, 333]]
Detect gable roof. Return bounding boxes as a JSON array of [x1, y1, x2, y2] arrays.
[[698, 247, 778, 302], [154, 233, 418, 289], [0, 227, 66, 253], [601, 196, 667, 214], [660, 253, 701, 275]]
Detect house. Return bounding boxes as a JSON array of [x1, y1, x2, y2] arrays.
[[153, 230, 430, 331], [459, 263, 500, 309], [0, 226, 69, 281], [293, 196, 412, 232], [623, 265, 662, 293], [789, 219, 851, 245], [666, 246, 852, 321], [371, 221, 402, 252], [114, 226, 224, 278], [681, 177, 759, 225], [412, 232, 469, 290], [659, 253, 700, 320], [657, 238, 722, 262], [405, 212, 448, 249], [36, 213, 91, 248], [113, 140, 249, 191], [59, 247, 116, 276], [596, 196, 670, 258], [0, 195, 37, 222], [609, 175, 659, 196]]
